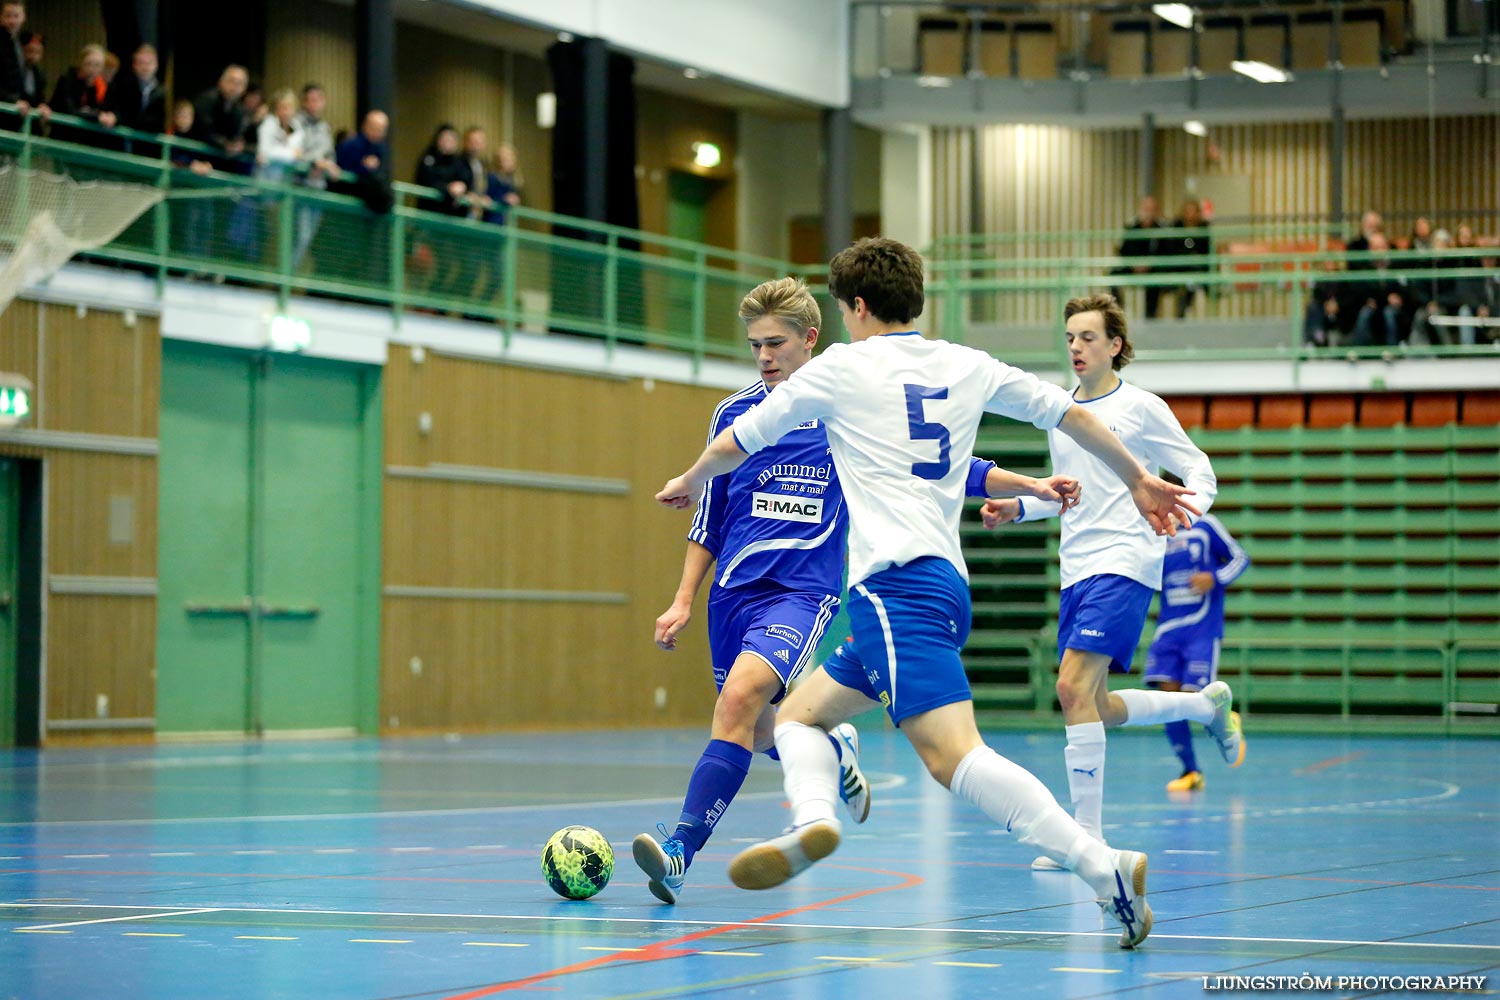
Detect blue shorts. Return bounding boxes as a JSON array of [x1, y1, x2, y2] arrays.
[[707, 581, 839, 703], [822, 556, 973, 726], [1057, 574, 1155, 673], [1144, 628, 1221, 690]]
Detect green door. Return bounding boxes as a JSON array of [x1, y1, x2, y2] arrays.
[[0, 457, 17, 747], [158, 342, 379, 737]]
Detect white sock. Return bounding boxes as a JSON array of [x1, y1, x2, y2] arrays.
[[951, 745, 1115, 891], [1064, 722, 1106, 841], [1117, 687, 1214, 726], [773, 721, 840, 828]]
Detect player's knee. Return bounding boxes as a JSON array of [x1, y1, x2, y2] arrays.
[[714, 679, 773, 730], [1055, 673, 1090, 712]]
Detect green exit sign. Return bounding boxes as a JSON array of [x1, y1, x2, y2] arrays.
[[0, 374, 32, 428]]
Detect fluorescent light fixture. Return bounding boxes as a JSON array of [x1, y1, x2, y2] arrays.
[[691, 141, 721, 169], [915, 75, 954, 88], [557, 31, 574, 43], [1152, 3, 1194, 28], [536, 92, 556, 129], [683, 67, 702, 79], [1231, 59, 1290, 83], [1183, 120, 1207, 137], [268, 315, 311, 353]]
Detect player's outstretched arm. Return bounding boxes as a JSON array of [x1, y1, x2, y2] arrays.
[[655, 541, 715, 650], [657, 428, 748, 508], [1056, 405, 1199, 535], [980, 464, 1081, 511]]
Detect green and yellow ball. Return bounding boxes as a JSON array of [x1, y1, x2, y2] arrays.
[[541, 825, 614, 900]]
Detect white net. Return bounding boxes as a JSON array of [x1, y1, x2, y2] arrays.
[[0, 164, 166, 314]]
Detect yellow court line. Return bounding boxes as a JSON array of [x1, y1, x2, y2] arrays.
[[235, 936, 298, 941], [13, 929, 71, 934], [700, 951, 764, 958], [1052, 967, 1122, 974], [463, 942, 529, 948], [581, 946, 645, 952], [350, 938, 413, 944], [817, 956, 886, 962], [123, 932, 184, 937], [934, 961, 1001, 968]]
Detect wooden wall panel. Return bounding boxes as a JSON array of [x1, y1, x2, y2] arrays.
[[23, 0, 108, 94], [45, 595, 156, 725], [381, 344, 734, 731], [394, 23, 509, 191], [0, 299, 40, 381], [1345, 115, 1500, 232], [46, 451, 157, 578], [263, 0, 358, 137], [40, 305, 160, 438], [636, 89, 739, 248]]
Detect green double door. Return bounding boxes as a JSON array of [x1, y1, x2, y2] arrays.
[[157, 342, 380, 737]]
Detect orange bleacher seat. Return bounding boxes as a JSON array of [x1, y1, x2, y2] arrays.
[[1167, 396, 1207, 429], [1360, 395, 1407, 427], [1208, 396, 1257, 429], [1260, 396, 1305, 428], [1308, 395, 1356, 428], [1462, 391, 1500, 425], [1410, 393, 1459, 427]]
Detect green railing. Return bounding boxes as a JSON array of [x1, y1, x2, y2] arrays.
[[0, 106, 827, 373]]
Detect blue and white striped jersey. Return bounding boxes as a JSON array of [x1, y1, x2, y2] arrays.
[[689, 381, 848, 593], [1153, 513, 1250, 641]]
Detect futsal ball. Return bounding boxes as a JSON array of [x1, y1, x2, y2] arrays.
[[541, 825, 614, 900]]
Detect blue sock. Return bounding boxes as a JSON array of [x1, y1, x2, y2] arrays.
[[673, 739, 752, 867], [762, 746, 779, 761], [1166, 720, 1197, 773]]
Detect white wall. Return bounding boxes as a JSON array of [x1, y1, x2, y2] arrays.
[[880, 126, 932, 253], [455, 0, 850, 107]]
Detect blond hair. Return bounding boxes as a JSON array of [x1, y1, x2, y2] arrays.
[[738, 276, 821, 336]]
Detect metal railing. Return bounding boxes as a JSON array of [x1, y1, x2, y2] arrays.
[[0, 106, 825, 373]]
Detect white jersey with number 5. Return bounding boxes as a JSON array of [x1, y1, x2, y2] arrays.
[[731, 332, 1074, 589]]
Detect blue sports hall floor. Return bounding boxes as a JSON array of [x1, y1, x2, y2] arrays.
[[2, 725, 1497, 999]]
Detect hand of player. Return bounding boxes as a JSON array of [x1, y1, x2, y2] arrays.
[[981, 497, 1021, 529], [656, 475, 696, 509], [1189, 571, 1216, 594], [1131, 474, 1200, 536], [654, 601, 692, 650], [1032, 475, 1081, 512]]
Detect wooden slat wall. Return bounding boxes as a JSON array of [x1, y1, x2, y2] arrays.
[[381, 345, 733, 732], [262, 0, 358, 137], [1345, 115, 1500, 230], [0, 301, 160, 740], [637, 89, 739, 249], [21, 0, 108, 93], [394, 23, 510, 189]]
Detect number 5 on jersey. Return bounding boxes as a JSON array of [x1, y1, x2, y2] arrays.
[[904, 384, 951, 480]]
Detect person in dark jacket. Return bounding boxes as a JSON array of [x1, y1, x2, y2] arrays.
[[1111, 195, 1167, 318], [413, 123, 471, 301], [104, 43, 166, 153], [17, 30, 44, 110], [327, 109, 393, 285], [48, 43, 116, 149], [1163, 198, 1212, 318], [189, 64, 249, 169]]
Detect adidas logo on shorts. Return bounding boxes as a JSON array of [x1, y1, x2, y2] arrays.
[[773, 649, 790, 664]]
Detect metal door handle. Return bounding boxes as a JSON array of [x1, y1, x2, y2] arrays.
[[256, 600, 320, 619], [185, 599, 252, 616]]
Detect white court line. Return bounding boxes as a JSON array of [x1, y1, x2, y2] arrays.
[[0, 775, 907, 829], [18, 907, 220, 931], [2, 902, 1495, 952]]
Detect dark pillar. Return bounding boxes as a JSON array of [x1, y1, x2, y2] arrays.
[[822, 106, 853, 262], [581, 36, 609, 225], [1329, 79, 1345, 227], [100, 0, 159, 58], [355, 0, 395, 130], [1139, 112, 1156, 197]]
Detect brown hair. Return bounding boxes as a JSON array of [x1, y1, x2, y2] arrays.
[[1064, 293, 1134, 369], [828, 237, 925, 325], [739, 276, 821, 337]]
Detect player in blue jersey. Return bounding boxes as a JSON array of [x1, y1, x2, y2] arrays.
[[981, 295, 1244, 873], [1144, 472, 1250, 793], [634, 277, 1079, 905], [657, 239, 1201, 948]]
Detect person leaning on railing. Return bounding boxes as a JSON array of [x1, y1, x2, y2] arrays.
[[1162, 198, 1212, 320], [47, 43, 115, 150], [1111, 195, 1167, 319], [16, 29, 44, 118], [102, 44, 165, 157]]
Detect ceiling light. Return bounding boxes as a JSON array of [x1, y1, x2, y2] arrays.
[[1183, 120, 1207, 137], [1152, 3, 1194, 28], [1231, 59, 1290, 83], [692, 141, 721, 169], [557, 31, 574, 43], [915, 75, 954, 88], [683, 67, 701, 79]]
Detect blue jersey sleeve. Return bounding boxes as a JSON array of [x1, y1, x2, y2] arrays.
[[1203, 514, 1250, 587], [965, 458, 998, 497], [687, 407, 735, 557]]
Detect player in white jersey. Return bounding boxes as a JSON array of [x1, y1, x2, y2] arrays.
[[656, 238, 1201, 948], [982, 294, 1245, 872]]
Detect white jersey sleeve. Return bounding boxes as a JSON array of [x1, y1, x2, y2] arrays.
[[1140, 392, 1217, 516], [731, 346, 841, 455]]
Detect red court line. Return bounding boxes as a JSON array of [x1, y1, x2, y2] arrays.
[[439, 864, 926, 1000], [1293, 751, 1366, 776]]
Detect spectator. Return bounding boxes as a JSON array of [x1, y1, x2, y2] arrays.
[[291, 83, 339, 268], [17, 30, 45, 117], [101, 49, 118, 86], [1349, 233, 1408, 346], [1112, 195, 1167, 318], [255, 88, 303, 183], [105, 44, 164, 134], [1343, 209, 1383, 264], [48, 44, 117, 148], [475, 144, 523, 306], [1408, 216, 1433, 253], [414, 123, 470, 300], [0, 0, 28, 124], [240, 82, 265, 164], [1448, 224, 1493, 346], [167, 99, 215, 263], [1409, 229, 1456, 347], [1163, 197, 1211, 319], [190, 64, 249, 168], [1303, 286, 1341, 348], [331, 109, 393, 284]]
